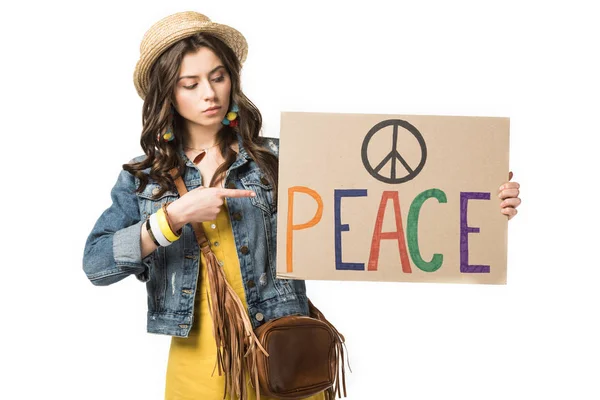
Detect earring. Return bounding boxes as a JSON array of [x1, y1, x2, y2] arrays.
[[222, 103, 239, 128], [162, 106, 176, 142]]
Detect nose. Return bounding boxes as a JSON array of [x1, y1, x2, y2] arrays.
[[200, 80, 216, 101]]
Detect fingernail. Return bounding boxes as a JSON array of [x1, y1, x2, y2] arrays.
[[251, 192, 256, 197], [498, 185, 504, 191]]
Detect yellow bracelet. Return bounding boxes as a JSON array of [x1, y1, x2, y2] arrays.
[[156, 207, 180, 242], [162, 202, 183, 236]]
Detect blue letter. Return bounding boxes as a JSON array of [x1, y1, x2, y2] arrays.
[[335, 189, 368, 270]]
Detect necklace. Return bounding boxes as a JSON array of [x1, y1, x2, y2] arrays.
[[184, 142, 220, 152], [184, 143, 220, 164]]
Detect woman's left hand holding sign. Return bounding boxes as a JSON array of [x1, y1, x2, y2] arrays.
[[498, 171, 521, 220]]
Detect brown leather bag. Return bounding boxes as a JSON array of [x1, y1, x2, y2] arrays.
[[248, 300, 349, 399], [169, 171, 349, 400]]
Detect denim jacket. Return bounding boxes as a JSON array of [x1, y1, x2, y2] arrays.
[[82, 135, 309, 337]]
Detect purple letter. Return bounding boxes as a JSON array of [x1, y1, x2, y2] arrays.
[[460, 192, 491, 273]]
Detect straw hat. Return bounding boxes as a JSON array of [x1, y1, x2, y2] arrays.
[[133, 11, 248, 99]]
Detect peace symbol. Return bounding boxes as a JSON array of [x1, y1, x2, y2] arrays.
[[361, 119, 427, 184]]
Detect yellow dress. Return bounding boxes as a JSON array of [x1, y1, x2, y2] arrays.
[[164, 200, 326, 400]]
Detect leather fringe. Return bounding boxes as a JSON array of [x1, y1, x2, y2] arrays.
[[200, 241, 269, 400], [168, 170, 270, 399], [309, 301, 351, 399]]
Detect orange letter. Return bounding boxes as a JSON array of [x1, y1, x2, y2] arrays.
[[287, 186, 323, 272]]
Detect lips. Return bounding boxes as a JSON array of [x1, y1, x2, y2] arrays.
[[204, 106, 221, 113]]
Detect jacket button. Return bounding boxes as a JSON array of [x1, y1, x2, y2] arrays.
[[233, 212, 242, 221], [240, 245, 249, 254], [255, 313, 264, 322], [152, 187, 160, 195], [260, 176, 269, 185], [210, 223, 216, 229], [214, 241, 220, 247], [226, 182, 236, 189], [247, 280, 255, 288]]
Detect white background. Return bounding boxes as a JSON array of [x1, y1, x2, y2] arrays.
[[1, 0, 599, 399]]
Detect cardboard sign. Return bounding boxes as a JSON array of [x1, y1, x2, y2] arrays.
[[275, 112, 510, 284]]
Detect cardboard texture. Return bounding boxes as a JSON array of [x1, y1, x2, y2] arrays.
[[275, 112, 510, 284]]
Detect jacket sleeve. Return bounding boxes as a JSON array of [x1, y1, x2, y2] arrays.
[[82, 166, 154, 286]]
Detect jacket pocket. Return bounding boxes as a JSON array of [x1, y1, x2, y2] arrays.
[[136, 183, 180, 219], [240, 172, 276, 214]]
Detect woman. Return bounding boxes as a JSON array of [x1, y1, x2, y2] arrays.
[[82, 11, 522, 400]]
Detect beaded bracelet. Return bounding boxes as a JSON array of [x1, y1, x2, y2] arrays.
[[156, 206, 180, 242], [162, 202, 182, 237]]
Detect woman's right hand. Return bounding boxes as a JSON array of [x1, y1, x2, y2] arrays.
[[166, 187, 256, 231]]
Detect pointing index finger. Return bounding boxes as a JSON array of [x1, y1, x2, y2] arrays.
[[218, 188, 256, 198]]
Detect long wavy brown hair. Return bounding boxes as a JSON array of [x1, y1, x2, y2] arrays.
[[123, 33, 278, 200]]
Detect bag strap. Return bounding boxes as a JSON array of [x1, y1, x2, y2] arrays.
[[168, 168, 268, 400], [168, 168, 349, 399], [168, 169, 211, 249]]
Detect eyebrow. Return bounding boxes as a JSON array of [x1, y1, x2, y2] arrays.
[[177, 65, 225, 81]]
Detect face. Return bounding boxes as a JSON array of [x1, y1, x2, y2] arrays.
[[173, 47, 232, 131]]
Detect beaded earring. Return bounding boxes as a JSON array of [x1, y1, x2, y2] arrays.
[[162, 106, 176, 142], [221, 103, 239, 128]]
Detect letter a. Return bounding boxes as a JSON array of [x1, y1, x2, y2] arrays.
[[368, 191, 411, 273]]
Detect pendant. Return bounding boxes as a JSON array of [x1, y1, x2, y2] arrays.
[[193, 150, 206, 164]]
